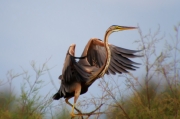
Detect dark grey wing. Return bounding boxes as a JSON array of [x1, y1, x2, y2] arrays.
[[62, 54, 90, 84], [87, 43, 142, 75], [108, 45, 142, 75], [53, 54, 91, 99]]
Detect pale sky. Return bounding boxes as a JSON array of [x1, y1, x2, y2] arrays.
[[0, 0, 180, 117]]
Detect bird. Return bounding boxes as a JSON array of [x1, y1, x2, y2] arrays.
[[53, 25, 141, 117]]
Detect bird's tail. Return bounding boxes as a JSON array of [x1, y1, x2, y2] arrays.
[[53, 92, 63, 100], [53, 83, 67, 100]]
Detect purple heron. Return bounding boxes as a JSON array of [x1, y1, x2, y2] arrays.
[[53, 25, 141, 117]]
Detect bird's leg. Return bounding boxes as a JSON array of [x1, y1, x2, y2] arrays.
[[70, 83, 81, 118], [68, 83, 103, 118], [65, 98, 82, 114], [65, 98, 84, 119]]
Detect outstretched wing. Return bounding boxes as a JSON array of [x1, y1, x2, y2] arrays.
[[80, 38, 141, 75], [61, 54, 90, 84], [106, 45, 141, 75]]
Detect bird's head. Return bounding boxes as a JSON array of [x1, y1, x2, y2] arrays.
[[107, 25, 137, 33], [68, 44, 76, 56]]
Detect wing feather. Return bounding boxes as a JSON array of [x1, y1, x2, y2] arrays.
[[62, 54, 90, 84], [113, 46, 142, 54], [84, 38, 141, 76]]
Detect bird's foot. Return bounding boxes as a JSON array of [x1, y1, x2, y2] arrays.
[[70, 112, 76, 118], [71, 103, 104, 118]]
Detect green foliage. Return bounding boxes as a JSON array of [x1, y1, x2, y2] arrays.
[[53, 108, 71, 119], [107, 82, 180, 119], [0, 60, 68, 119]]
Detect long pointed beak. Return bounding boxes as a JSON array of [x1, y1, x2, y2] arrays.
[[118, 26, 137, 31]]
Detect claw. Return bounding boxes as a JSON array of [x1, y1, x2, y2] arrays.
[[70, 112, 76, 118], [66, 98, 104, 118], [72, 103, 104, 117]]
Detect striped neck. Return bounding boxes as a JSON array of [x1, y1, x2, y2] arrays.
[[98, 31, 111, 77]]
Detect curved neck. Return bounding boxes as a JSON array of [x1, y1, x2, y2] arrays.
[[91, 30, 111, 79], [87, 30, 112, 84], [98, 31, 111, 77]]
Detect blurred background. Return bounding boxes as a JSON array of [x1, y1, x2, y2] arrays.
[[0, 1, 180, 119]]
